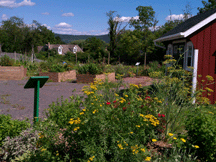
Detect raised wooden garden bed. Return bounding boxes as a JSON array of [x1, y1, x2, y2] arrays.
[[76, 72, 115, 83], [0, 66, 27, 80], [39, 70, 76, 82]]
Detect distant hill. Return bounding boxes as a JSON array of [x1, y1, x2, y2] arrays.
[[54, 34, 110, 44]]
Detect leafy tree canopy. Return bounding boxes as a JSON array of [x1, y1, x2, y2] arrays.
[[198, 0, 216, 13]]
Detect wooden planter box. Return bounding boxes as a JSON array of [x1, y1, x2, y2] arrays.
[[76, 72, 115, 83], [39, 70, 76, 82], [0, 66, 27, 80]]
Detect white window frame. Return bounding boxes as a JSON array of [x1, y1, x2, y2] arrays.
[[58, 45, 63, 55], [167, 44, 173, 56], [184, 41, 194, 71], [73, 46, 77, 53]]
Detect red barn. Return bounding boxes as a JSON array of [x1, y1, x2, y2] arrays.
[[154, 8, 216, 104]]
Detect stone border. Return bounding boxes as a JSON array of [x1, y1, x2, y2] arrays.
[[0, 66, 27, 80], [77, 72, 115, 83], [39, 70, 76, 82]]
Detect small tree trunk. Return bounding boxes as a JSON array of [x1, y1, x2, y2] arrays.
[[76, 53, 77, 64], [108, 52, 110, 64], [144, 52, 147, 70]]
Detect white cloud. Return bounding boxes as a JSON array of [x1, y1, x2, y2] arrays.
[[62, 13, 74, 17], [165, 14, 192, 21], [54, 22, 72, 28], [1, 14, 8, 20], [42, 24, 51, 29], [114, 16, 139, 22], [42, 12, 50, 15], [0, 0, 35, 8], [52, 22, 108, 35]]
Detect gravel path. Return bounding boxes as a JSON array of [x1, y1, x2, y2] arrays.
[[0, 76, 156, 121], [0, 79, 87, 121]]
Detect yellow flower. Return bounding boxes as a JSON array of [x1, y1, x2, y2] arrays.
[[206, 75, 214, 81], [136, 125, 141, 128], [180, 138, 186, 143], [118, 144, 124, 149], [194, 145, 199, 148], [168, 133, 173, 136], [124, 95, 128, 98], [140, 114, 144, 117], [157, 100, 162, 103], [91, 103, 94, 105], [100, 104, 102, 107], [208, 111, 214, 114], [80, 112, 84, 115], [115, 93, 119, 96], [82, 109, 86, 111], [205, 87, 214, 92], [56, 151, 59, 156], [129, 132, 133, 134], [38, 133, 44, 138], [152, 139, 157, 142], [145, 157, 151, 161], [73, 127, 80, 131], [41, 148, 46, 152], [123, 141, 128, 146], [89, 156, 95, 161], [173, 137, 177, 140], [141, 148, 145, 152]]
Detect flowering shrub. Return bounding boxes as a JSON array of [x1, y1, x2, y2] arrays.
[[2, 54, 214, 161], [185, 105, 216, 161]]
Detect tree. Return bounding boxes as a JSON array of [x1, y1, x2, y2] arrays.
[[116, 30, 142, 64], [129, 6, 158, 67], [70, 39, 86, 50], [130, 6, 158, 31], [106, 11, 127, 64], [83, 37, 108, 63], [198, 0, 216, 14]]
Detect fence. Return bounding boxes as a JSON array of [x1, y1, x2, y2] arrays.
[[0, 52, 43, 63]]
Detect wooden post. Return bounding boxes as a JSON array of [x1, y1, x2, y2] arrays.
[[144, 52, 147, 70], [32, 45, 34, 63], [108, 52, 110, 64], [76, 53, 77, 65], [14, 51, 16, 63]]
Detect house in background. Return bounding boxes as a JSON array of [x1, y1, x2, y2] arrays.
[[154, 8, 216, 104], [37, 42, 83, 55]]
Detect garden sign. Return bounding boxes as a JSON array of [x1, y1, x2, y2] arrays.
[[24, 76, 49, 124]]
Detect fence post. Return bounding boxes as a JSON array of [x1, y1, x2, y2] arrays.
[[14, 51, 16, 63]]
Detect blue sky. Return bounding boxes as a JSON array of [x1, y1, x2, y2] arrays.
[[0, 0, 204, 35]]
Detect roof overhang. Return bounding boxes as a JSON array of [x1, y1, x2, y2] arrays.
[[154, 12, 216, 43], [154, 32, 185, 42]]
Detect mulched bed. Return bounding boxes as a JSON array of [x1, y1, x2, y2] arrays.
[[122, 76, 159, 86]]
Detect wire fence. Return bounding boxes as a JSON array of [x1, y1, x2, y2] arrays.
[[0, 52, 43, 63]]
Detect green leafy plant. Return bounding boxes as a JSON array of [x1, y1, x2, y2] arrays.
[[0, 114, 31, 146], [77, 63, 104, 75], [0, 55, 14, 66], [0, 128, 40, 161], [185, 105, 216, 161]]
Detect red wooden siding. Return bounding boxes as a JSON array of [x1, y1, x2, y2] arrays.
[[189, 20, 216, 104]]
